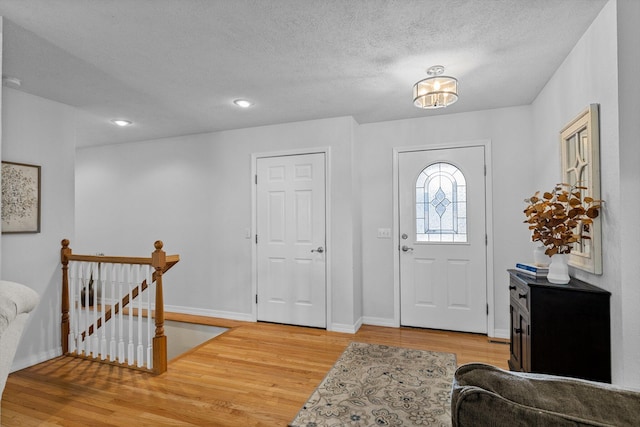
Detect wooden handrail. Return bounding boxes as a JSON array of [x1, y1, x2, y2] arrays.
[[60, 239, 179, 374], [64, 254, 180, 265]]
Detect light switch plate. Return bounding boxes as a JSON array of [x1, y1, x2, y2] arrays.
[[377, 228, 392, 239]]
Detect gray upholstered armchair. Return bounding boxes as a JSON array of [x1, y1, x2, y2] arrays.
[[452, 363, 640, 426], [0, 280, 39, 417]]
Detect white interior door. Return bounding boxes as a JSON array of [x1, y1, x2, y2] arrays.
[[399, 146, 487, 333], [256, 153, 326, 328]]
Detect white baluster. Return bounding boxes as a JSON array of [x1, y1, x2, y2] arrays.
[[99, 262, 107, 360], [118, 263, 125, 364], [146, 265, 153, 370], [78, 262, 86, 356], [91, 262, 99, 358], [67, 261, 76, 354], [127, 264, 135, 365], [136, 265, 144, 368], [84, 262, 92, 357], [74, 261, 81, 354], [109, 263, 117, 362]]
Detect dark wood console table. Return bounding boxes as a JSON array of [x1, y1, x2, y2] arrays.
[[508, 269, 611, 383]]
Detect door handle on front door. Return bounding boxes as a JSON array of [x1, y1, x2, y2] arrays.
[[311, 246, 324, 253], [401, 245, 414, 252]]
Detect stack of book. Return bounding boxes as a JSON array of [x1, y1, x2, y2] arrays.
[[515, 262, 549, 278]]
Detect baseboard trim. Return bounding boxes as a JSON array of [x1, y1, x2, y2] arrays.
[[330, 317, 362, 334], [362, 316, 397, 328], [164, 305, 254, 322], [491, 328, 510, 340], [11, 347, 62, 373]]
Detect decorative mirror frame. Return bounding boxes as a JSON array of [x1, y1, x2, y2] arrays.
[[560, 104, 602, 274]]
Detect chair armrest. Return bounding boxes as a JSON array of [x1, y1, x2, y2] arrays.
[[0, 281, 39, 336], [452, 363, 640, 427]]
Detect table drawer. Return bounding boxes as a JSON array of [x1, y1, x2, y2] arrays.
[[509, 277, 530, 313]]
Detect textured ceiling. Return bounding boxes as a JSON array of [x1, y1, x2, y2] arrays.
[[0, 0, 608, 147]]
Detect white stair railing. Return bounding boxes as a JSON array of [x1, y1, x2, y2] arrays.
[[67, 260, 155, 368], [61, 239, 179, 374]]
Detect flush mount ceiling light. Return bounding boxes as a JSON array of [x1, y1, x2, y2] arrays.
[[111, 119, 132, 127], [413, 65, 458, 109], [233, 99, 253, 108]]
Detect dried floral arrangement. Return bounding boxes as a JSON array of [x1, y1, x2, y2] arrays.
[[524, 183, 602, 256]]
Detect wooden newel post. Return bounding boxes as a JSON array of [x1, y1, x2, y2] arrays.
[[61, 239, 72, 354], [152, 240, 167, 374]]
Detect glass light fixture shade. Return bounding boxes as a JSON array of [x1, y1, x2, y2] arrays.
[[111, 119, 132, 126], [413, 76, 459, 109], [233, 99, 253, 108]]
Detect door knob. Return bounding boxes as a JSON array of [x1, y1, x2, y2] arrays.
[[311, 246, 324, 253], [401, 245, 414, 252]]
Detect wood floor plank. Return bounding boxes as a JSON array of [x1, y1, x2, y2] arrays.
[[2, 319, 509, 426]]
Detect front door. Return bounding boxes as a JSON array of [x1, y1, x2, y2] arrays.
[[256, 153, 326, 328], [399, 146, 487, 333]]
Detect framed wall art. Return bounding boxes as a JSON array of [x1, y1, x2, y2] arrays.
[[560, 104, 602, 274], [1, 161, 41, 233]]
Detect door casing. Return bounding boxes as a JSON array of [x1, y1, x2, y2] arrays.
[[251, 147, 332, 329], [392, 140, 496, 337]]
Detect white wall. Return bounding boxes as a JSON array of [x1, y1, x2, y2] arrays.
[[616, 0, 640, 389], [531, 0, 640, 386], [0, 17, 3, 279], [357, 106, 535, 335], [351, 123, 363, 328], [75, 116, 362, 331], [77, 106, 537, 338], [1, 88, 76, 370], [77, 107, 535, 339]]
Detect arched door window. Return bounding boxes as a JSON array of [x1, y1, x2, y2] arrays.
[[416, 162, 467, 242]]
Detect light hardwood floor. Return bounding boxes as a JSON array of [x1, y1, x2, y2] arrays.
[[2, 316, 509, 426]]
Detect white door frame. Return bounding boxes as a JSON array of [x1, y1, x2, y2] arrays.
[[392, 140, 496, 337], [251, 147, 332, 329]]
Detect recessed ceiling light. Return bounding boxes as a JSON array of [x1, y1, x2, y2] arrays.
[[233, 99, 253, 108], [111, 119, 132, 127]]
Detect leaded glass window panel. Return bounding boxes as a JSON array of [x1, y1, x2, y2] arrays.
[[416, 162, 467, 242]]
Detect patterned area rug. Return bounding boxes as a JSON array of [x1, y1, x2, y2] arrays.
[[290, 342, 456, 427]]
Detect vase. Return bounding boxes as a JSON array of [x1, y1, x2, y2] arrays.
[[533, 245, 549, 267], [81, 283, 94, 307], [547, 253, 570, 284]]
